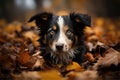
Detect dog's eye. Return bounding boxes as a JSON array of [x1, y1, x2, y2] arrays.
[[66, 31, 73, 36], [49, 31, 55, 36]]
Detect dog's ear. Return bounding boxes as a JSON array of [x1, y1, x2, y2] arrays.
[[28, 12, 53, 27], [70, 13, 91, 27]]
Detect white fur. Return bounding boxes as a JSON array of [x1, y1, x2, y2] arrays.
[[57, 17, 66, 43]]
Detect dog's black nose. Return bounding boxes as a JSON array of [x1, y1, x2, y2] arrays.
[[56, 44, 63, 50]]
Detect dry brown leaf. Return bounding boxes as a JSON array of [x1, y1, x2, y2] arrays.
[[17, 51, 36, 69], [66, 62, 84, 71], [22, 31, 40, 47], [99, 48, 120, 66], [91, 48, 120, 70], [17, 50, 44, 70], [85, 52, 95, 61]]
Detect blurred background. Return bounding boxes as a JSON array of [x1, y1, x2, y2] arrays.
[[0, 0, 120, 22]]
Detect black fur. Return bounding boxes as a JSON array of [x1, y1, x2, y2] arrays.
[[29, 12, 53, 46], [29, 12, 91, 65]]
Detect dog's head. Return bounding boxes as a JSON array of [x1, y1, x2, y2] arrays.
[[29, 12, 91, 64]]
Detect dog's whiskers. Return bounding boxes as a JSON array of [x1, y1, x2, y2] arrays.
[[68, 50, 74, 58]]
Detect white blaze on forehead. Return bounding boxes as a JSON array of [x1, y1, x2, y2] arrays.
[[57, 16, 64, 28], [57, 16, 66, 43]]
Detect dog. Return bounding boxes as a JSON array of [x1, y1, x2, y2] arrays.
[[28, 12, 91, 66]]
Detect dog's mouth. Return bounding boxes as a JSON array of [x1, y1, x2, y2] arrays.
[[50, 51, 73, 65], [52, 50, 68, 55]]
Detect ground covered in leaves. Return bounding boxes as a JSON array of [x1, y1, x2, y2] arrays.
[[0, 18, 120, 80]]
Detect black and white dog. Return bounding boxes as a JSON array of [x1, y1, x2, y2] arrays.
[[29, 12, 91, 66]]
